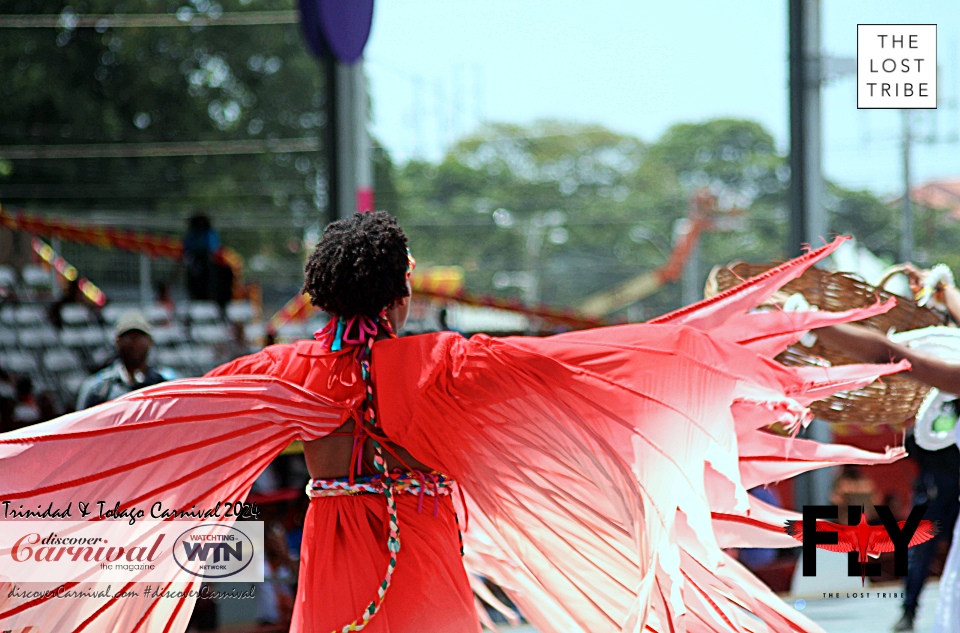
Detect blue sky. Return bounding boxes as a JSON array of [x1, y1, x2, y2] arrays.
[[364, 0, 960, 197]]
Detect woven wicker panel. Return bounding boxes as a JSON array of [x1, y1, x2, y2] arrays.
[[711, 262, 945, 429]]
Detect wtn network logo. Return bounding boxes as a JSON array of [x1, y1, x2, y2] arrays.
[[173, 524, 256, 579], [181, 539, 243, 564]]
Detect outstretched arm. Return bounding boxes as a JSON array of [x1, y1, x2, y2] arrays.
[[815, 324, 960, 394], [941, 284, 960, 324]]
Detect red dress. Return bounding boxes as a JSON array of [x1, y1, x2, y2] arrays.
[[206, 341, 481, 633], [0, 237, 909, 633]]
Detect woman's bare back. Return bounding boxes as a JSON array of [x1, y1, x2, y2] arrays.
[[302, 418, 436, 479]]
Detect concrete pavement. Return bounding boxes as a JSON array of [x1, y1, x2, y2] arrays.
[[503, 580, 943, 632]]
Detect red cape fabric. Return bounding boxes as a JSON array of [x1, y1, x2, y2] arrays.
[[0, 237, 909, 632]]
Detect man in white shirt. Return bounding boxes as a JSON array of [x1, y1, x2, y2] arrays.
[[76, 311, 176, 410]]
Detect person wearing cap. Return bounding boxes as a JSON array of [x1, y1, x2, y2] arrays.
[[75, 311, 176, 410]]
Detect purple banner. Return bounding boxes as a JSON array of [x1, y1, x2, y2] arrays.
[[298, 0, 374, 64]]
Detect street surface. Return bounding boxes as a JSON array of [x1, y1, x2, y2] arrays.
[[504, 580, 942, 632]]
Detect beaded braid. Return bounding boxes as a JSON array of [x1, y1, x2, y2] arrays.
[[317, 311, 464, 632], [329, 325, 400, 633]]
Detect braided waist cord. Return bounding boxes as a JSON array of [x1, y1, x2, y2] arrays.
[[308, 472, 454, 500], [306, 471, 463, 633]]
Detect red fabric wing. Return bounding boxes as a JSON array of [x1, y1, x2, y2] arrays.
[[0, 376, 346, 633]]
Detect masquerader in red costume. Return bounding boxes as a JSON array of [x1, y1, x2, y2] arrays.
[[0, 214, 913, 632]]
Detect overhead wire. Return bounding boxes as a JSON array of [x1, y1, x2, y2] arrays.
[[0, 11, 298, 29], [0, 137, 319, 159]]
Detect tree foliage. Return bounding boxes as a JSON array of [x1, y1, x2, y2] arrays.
[[395, 117, 960, 319], [4, 6, 957, 315], [0, 0, 323, 288]]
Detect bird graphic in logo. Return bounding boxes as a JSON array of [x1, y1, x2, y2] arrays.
[[784, 512, 938, 586]]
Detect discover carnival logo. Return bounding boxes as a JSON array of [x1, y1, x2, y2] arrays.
[[172, 524, 255, 579], [0, 521, 264, 583]]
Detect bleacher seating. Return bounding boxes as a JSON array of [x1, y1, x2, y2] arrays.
[[15, 304, 46, 326], [0, 351, 39, 375], [0, 327, 16, 348], [60, 303, 95, 326], [0, 266, 17, 299], [245, 321, 267, 344], [21, 265, 52, 295], [0, 299, 270, 411], [17, 327, 53, 349], [151, 324, 186, 346], [226, 300, 255, 323], [142, 303, 172, 324], [191, 323, 231, 345], [101, 303, 140, 324]]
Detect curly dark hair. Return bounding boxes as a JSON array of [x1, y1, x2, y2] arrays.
[[302, 212, 410, 318]]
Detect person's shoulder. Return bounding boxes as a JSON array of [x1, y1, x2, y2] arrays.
[[76, 362, 121, 409], [150, 366, 178, 381], [90, 362, 123, 382]]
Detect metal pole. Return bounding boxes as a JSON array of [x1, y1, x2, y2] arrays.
[[323, 54, 339, 227], [50, 237, 62, 300], [323, 59, 367, 222], [788, 0, 806, 257], [355, 64, 374, 213], [523, 214, 543, 304], [139, 254, 151, 305], [901, 109, 913, 263], [788, 0, 826, 256], [334, 62, 358, 219], [681, 230, 701, 305], [789, 0, 832, 509]]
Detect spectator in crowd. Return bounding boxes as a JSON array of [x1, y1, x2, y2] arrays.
[[829, 464, 879, 525], [186, 584, 218, 632], [182, 214, 220, 303], [13, 376, 40, 428], [894, 431, 960, 631], [48, 278, 84, 330], [737, 486, 782, 572], [36, 391, 63, 422], [257, 522, 298, 628], [155, 281, 176, 323], [0, 368, 16, 432], [75, 311, 176, 410], [215, 321, 253, 366], [212, 260, 234, 317], [262, 325, 277, 348]]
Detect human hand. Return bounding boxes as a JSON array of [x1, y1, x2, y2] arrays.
[[898, 262, 926, 295], [916, 264, 956, 308]]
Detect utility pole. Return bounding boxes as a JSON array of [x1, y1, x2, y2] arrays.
[[788, 0, 825, 256], [901, 110, 913, 263], [789, 0, 832, 509]]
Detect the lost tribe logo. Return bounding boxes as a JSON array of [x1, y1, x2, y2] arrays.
[[172, 524, 255, 579], [784, 505, 938, 585]]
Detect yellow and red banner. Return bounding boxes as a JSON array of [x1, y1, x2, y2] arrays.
[[267, 265, 612, 332], [31, 237, 107, 306], [0, 206, 242, 273]]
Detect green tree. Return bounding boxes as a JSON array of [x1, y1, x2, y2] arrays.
[[648, 119, 790, 276], [395, 120, 689, 315], [0, 0, 326, 291]]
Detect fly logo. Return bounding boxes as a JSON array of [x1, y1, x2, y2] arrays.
[[785, 505, 937, 585], [172, 525, 255, 579]]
